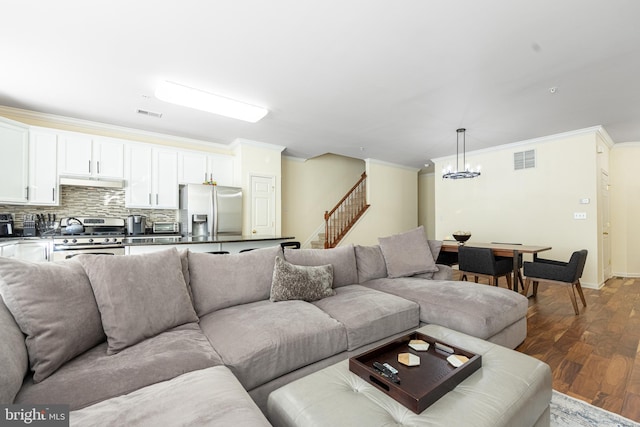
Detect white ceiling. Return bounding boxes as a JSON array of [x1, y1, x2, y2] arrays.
[[2, 1, 640, 169]]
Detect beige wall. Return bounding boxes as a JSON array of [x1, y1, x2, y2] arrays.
[[610, 142, 640, 277], [233, 140, 284, 236], [432, 129, 607, 288], [340, 159, 418, 246], [281, 154, 365, 244], [418, 172, 435, 239]]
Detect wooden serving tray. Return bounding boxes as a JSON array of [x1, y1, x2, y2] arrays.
[[349, 331, 481, 413]]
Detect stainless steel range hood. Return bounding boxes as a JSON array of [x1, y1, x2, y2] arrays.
[[59, 176, 124, 189]]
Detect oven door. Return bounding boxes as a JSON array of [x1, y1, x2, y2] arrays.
[[52, 246, 125, 261]]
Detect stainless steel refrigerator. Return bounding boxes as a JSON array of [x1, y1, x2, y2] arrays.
[[179, 184, 243, 236]]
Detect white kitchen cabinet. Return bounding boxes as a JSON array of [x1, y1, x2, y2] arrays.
[[29, 128, 59, 205], [125, 144, 178, 209], [15, 241, 50, 262], [178, 150, 234, 186], [0, 118, 29, 204], [58, 132, 124, 179]]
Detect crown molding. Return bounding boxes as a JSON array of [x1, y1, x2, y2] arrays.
[[365, 158, 420, 172], [0, 105, 232, 152]]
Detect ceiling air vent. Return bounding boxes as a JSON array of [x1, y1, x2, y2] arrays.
[[514, 149, 535, 170], [136, 109, 163, 118]]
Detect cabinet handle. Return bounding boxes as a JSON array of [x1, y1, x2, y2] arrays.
[[97, 161, 100, 175], [156, 194, 159, 205], [52, 187, 55, 202], [25, 187, 29, 200]]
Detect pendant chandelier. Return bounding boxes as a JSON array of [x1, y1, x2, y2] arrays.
[[442, 128, 481, 179]]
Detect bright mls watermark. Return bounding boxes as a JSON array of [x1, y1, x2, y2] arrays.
[[1, 405, 69, 426]]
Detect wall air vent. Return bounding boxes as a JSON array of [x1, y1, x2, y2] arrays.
[[514, 149, 535, 170], [136, 109, 163, 118]]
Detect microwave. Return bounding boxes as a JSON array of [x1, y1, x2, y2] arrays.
[[152, 222, 180, 234]]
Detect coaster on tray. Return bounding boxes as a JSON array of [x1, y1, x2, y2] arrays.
[[398, 352, 420, 367], [408, 339, 430, 351], [447, 354, 469, 368]]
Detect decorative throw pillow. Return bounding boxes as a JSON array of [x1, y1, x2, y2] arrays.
[[378, 226, 439, 278], [428, 239, 443, 262], [0, 257, 105, 382], [283, 245, 357, 288], [270, 256, 335, 302], [76, 248, 198, 355], [355, 245, 388, 283]]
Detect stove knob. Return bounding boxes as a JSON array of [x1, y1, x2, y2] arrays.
[[63, 239, 68, 244], [72, 239, 77, 244], [88, 238, 94, 243], [104, 238, 110, 243]]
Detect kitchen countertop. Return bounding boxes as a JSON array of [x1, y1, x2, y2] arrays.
[[122, 235, 295, 246]]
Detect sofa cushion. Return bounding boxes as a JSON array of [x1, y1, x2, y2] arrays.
[[378, 226, 438, 278], [189, 245, 282, 316], [363, 277, 528, 345], [0, 297, 28, 403], [355, 245, 388, 283], [284, 245, 357, 288], [312, 285, 419, 351], [14, 323, 222, 411], [0, 257, 105, 382], [77, 248, 198, 355], [199, 300, 348, 390], [270, 256, 335, 302], [70, 366, 271, 427]]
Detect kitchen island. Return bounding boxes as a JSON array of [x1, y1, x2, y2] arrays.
[[123, 235, 296, 255]]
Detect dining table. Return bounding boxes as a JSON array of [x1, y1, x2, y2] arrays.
[[440, 241, 552, 292]]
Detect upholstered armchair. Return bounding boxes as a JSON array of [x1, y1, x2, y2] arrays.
[[458, 246, 514, 289], [523, 249, 588, 315]]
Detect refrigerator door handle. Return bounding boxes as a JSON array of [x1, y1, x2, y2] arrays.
[[212, 188, 218, 235]]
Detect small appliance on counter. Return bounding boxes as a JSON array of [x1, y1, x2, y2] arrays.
[[152, 222, 180, 234], [0, 213, 15, 237], [126, 215, 147, 235]]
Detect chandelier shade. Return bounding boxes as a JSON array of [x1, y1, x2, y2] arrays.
[[442, 128, 481, 179]]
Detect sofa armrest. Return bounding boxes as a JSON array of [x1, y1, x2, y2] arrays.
[[0, 297, 28, 404]]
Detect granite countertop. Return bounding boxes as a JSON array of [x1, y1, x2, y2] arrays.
[[122, 235, 295, 246]]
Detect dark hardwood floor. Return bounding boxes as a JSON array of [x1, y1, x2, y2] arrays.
[[456, 272, 640, 421]]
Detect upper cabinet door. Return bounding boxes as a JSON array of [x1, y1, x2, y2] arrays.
[[125, 144, 153, 208], [154, 148, 178, 209], [29, 129, 58, 205], [58, 133, 92, 176], [0, 119, 29, 204], [208, 154, 234, 186], [178, 150, 208, 184], [93, 137, 124, 178], [58, 132, 124, 178]]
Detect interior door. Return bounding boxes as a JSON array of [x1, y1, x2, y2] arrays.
[[250, 175, 276, 236]]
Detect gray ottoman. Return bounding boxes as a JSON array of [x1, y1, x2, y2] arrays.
[[267, 325, 551, 427]]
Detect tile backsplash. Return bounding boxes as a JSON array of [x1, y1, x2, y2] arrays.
[[0, 186, 178, 229]]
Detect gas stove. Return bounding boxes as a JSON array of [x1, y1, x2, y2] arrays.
[[53, 218, 126, 259]]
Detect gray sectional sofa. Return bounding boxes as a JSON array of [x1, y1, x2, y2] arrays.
[[0, 227, 529, 425]]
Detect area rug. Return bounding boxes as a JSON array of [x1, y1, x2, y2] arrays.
[[551, 390, 640, 427]]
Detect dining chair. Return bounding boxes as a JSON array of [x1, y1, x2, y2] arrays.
[[491, 242, 524, 291], [280, 241, 301, 250], [523, 250, 588, 315], [458, 246, 514, 289]]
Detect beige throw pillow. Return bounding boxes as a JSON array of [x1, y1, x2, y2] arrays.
[[270, 256, 335, 302], [378, 226, 439, 278], [0, 257, 105, 382], [77, 248, 198, 355]]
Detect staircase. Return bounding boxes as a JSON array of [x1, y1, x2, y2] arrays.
[[310, 172, 369, 249]]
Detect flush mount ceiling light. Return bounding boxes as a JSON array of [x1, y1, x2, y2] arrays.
[[155, 80, 268, 123], [442, 128, 481, 179]]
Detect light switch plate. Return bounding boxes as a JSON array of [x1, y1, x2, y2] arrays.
[[574, 212, 587, 220]]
